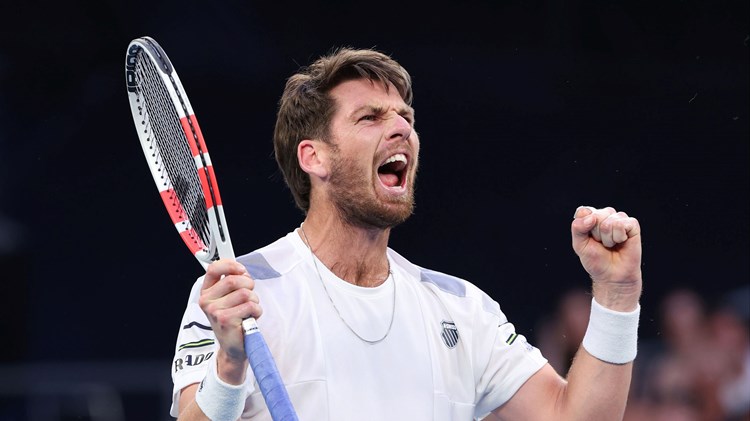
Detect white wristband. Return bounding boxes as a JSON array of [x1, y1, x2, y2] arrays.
[[582, 298, 640, 364], [195, 357, 248, 421]]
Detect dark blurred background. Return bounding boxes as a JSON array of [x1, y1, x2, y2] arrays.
[[0, 1, 747, 420]]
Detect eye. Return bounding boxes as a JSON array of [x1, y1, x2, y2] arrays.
[[358, 114, 377, 122]]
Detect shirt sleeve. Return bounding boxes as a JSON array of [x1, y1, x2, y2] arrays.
[[474, 313, 548, 417], [169, 276, 218, 417]]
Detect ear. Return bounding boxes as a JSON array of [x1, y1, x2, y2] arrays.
[[297, 139, 330, 179]]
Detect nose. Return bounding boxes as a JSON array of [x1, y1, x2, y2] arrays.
[[386, 113, 412, 142]]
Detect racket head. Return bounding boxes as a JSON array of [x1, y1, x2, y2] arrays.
[[125, 36, 234, 268]]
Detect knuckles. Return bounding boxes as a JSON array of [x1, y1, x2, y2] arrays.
[[235, 287, 256, 303], [222, 275, 239, 290], [214, 309, 235, 328], [249, 302, 263, 319]]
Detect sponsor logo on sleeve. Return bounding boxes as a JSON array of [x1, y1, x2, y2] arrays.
[[174, 339, 216, 373], [174, 351, 214, 373]]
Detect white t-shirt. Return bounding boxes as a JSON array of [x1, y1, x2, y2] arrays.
[[171, 231, 547, 420]]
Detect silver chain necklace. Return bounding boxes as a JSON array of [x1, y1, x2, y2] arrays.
[[299, 224, 396, 345]]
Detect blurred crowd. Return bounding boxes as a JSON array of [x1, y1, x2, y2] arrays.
[[536, 285, 750, 421]]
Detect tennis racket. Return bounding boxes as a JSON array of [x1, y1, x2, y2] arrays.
[[125, 36, 297, 421]]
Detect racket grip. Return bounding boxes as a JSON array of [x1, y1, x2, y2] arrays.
[[243, 319, 298, 421]]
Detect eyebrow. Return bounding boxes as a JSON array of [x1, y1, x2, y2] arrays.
[[350, 104, 415, 119]]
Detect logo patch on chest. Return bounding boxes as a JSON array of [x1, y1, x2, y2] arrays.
[[440, 320, 459, 349]]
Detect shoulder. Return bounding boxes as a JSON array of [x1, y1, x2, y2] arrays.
[[236, 231, 305, 280], [388, 248, 505, 321]]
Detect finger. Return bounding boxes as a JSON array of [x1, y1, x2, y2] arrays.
[[598, 212, 623, 248], [609, 212, 631, 245], [213, 299, 264, 327], [573, 205, 596, 219], [238, 298, 263, 320], [201, 286, 261, 321], [571, 212, 597, 254], [225, 289, 263, 320], [618, 215, 640, 241], [590, 207, 616, 242], [203, 260, 249, 289], [203, 273, 255, 301], [220, 287, 260, 308], [571, 205, 596, 241]]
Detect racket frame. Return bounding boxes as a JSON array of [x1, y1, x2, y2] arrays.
[[126, 36, 234, 268]]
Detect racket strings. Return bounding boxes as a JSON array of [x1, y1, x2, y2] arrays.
[[134, 52, 212, 254]]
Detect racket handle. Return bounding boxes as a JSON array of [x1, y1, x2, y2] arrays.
[[243, 319, 298, 421]]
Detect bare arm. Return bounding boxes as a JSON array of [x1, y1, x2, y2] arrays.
[[177, 384, 203, 420], [492, 206, 642, 421]]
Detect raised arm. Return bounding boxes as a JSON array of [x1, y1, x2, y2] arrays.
[[178, 259, 261, 420], [491, 206, 642, 421]]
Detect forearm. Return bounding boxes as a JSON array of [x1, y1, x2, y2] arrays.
[[558, 347, 633, 420], [555, 291, 640, 420]]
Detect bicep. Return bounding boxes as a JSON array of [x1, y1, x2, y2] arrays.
[[491, 363, 566, 421]]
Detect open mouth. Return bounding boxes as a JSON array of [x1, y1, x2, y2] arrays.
[[377, 153, 408, 189]]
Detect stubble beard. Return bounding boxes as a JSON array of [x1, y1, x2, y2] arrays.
[[328, 155, 416, 230]]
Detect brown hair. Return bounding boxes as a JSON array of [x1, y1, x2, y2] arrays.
[[273, 47, 413, 212]]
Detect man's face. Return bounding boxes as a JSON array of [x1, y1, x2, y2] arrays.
[[324, 78, 420, 229]]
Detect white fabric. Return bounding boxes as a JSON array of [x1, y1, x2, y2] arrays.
[[582, 298, 640, 364], [170, 231, 547, 420], [194, 356, 249, 421]]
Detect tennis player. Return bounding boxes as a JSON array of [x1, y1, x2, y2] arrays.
[[171, 47, 642, 420]]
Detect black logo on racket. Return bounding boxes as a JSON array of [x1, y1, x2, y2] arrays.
[[126, 45, 140, 93]]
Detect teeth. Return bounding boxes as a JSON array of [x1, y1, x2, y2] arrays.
[[384, 153, 407, 165]]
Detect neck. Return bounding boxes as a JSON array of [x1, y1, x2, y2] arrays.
[[299, 211, 391, 287]]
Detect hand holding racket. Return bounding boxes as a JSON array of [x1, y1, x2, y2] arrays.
[[125, 36, 297, 421]]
